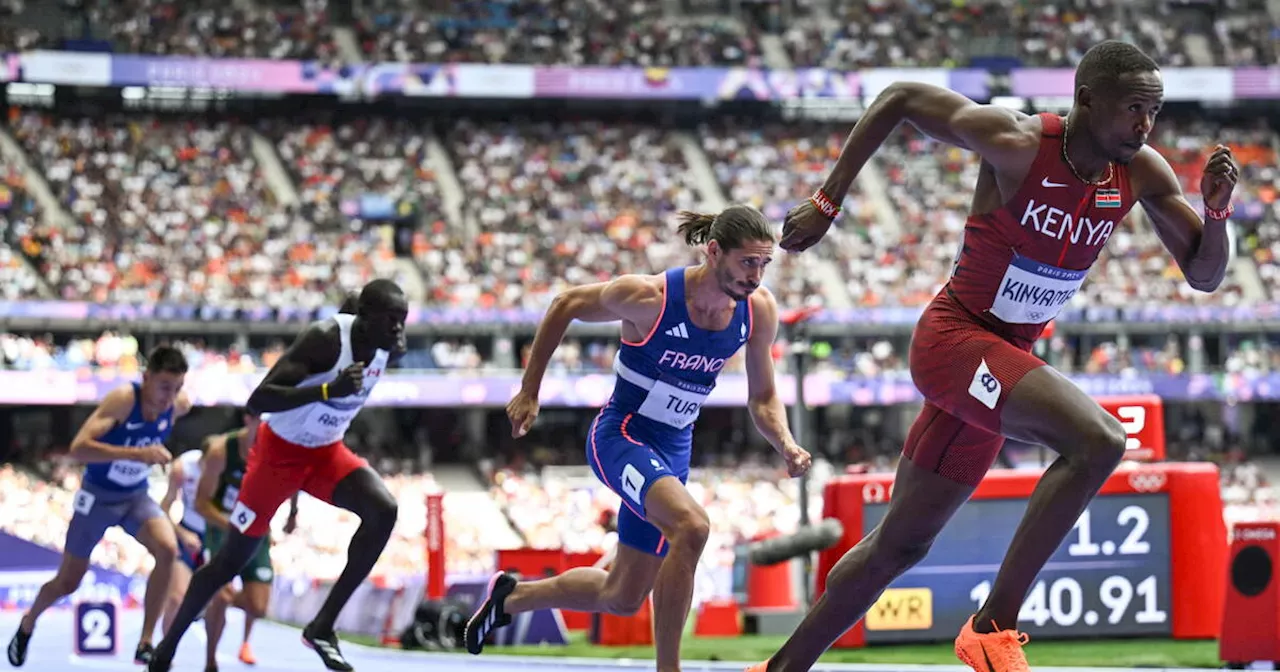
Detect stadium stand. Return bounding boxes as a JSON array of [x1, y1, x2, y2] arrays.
[[355, 0, 763, 66], [7, 111, 400, 308]]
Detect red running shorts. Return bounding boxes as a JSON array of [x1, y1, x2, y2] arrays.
[[903, 290, 1048, 486], [229, 422, 367, 537]]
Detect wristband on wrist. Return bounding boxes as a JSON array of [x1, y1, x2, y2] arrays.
[[1205, 203, 1233, 221], [321, 382, 329, 401], [809, 189, 841, 220]]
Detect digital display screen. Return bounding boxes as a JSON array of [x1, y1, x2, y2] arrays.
[[861, 494, 1172, 643]]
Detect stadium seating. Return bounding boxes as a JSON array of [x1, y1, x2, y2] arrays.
[[0, 0, 1274, 69], [441, 119, 703, 309], [8, 111, 399, 308], [0, 169, 43, 301], [780, 0, 1264, 69], [356, 0, 763, 66]]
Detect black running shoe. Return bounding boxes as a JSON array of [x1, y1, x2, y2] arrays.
[[301, 624, 353, 672], [145, 652, 172, 672], [7, 626, 30, 667], [134, 641, 155, 665], [463, 572, 516, 655]]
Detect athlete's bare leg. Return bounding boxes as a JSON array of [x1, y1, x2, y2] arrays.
[[148, 533, 264, 670], [204, 586, 235, 671], [163, 561, 193, 636], [644, 479, 712, 672], [8, 554, 89, 666], [305, 467, 397, 635], [765, 459, 973, 671], [971, 365, 1126, 632], [234, 581, 269, 663], [505, 477, 707, 672], [134, 518, 179, 647], [505, 544, 664, 615], [20, 554, 90, 634]]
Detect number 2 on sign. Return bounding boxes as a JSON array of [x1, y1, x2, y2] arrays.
[[1068, 506, 1151, 556], [1116, 405, 1145, 452], [81, 608, 112, 650]]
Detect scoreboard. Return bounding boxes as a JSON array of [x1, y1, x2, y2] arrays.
[[861, 492, 1172, 642], [816, 390, 1225, 650]]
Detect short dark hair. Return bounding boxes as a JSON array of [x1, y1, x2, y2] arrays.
[[676, 204, 776, 250], [1075, 41, 1159, 95], [358, 279, 405, 314], [145, 345, 188, 375]]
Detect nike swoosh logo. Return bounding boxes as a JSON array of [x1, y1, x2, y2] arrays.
[[981, 641, 997, 672], [126, 422, 144, 429], [1041, 177, 1068, 188]]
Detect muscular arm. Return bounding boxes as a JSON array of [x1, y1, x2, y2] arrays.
[[160, 459, 184, 515], [1134, 148, 1230, 292], [519, 275, 664, 395], [69, 386, 142, 463], [820, 82, 1036, 202], [743, 290, 799, 455], [195, 438, 230, 530], [245, 323, 338, 414]]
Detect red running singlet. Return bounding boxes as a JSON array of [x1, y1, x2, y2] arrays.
[[902, 113, 1141, 485]]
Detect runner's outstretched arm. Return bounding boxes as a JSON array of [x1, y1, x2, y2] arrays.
[[518, 276, 661, 395], [508, 276, 663, 437], [819, 82, 1031, 204], [742, 289, 810, 478]]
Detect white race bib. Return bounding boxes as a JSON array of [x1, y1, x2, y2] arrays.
[[72, 489, 96, 516], [636, 373, 712, 430], [107, 460, 150, 487], [989, 253, 1088, 325], [221, 485, 240, 512], [300, 405, 359, 445]]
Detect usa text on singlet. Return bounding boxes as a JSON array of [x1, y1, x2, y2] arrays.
[[265, 314, 389, 447], [82, 382, 177, 490]]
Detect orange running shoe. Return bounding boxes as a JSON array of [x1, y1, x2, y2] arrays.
[[743, 662, 769, 672], [238, 642, 257, 666], [954, 616, 1030, 672]]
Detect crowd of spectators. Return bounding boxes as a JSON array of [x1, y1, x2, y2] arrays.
[[0, 107, 1273, 313], [440, 119, 703, 310], [0, 165, 43, 301], [3, 0, 1274, 70], [7, 112, 400, 310], [357, 0, 761, 67]]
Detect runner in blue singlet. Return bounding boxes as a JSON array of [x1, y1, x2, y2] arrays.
[[7, 346, 192, 667], [464, 205, 813, 671]]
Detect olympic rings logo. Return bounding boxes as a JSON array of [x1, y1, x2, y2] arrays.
[[862, 482, 894, 503], [1127, 472, 1167, 493]]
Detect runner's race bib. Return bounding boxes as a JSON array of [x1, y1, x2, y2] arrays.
[[107, 460, 150, 487], [989, 253, 1088, 324], [300, 405, 359, 445], [637, 373, 712, 430], [221, 485, 241, 512]]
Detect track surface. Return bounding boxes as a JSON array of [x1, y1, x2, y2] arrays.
[[0, 610, 1236, 671]]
